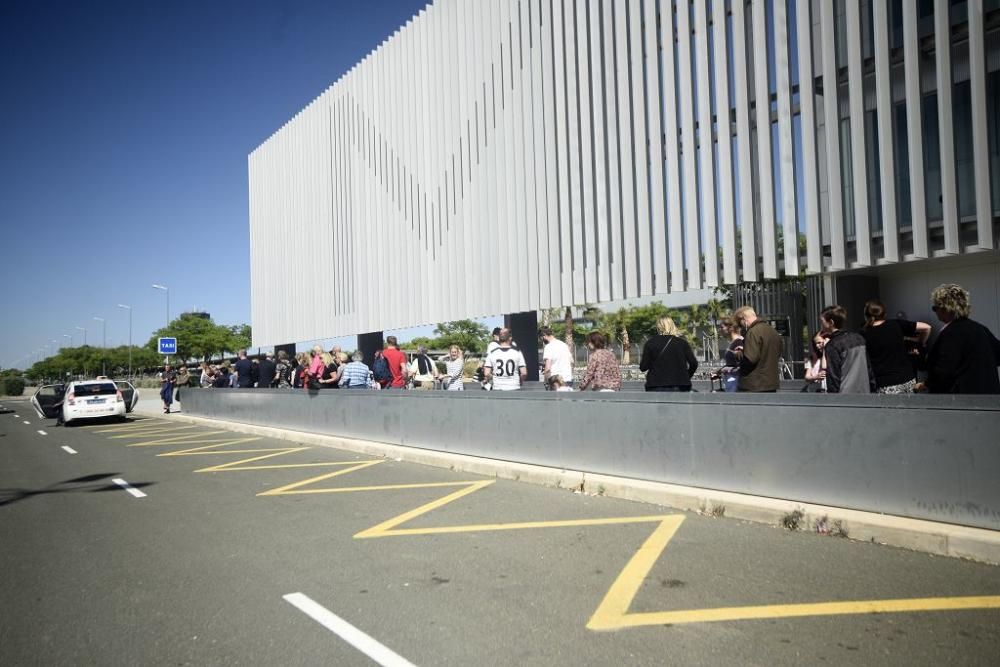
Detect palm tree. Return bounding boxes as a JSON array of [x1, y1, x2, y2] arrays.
[[563, 306, 574, 360], [602, 308, 633, 364], [704, 298, 728, 362]]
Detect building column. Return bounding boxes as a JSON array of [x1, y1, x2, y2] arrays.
[[357, 331, 384, 367], [504, 311, 539, 382]]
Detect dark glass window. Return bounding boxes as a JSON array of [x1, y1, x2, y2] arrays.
[[892, 102, 912, 228], [987, 70, 1000, 214], [73, 383, 118, 396], [865, 110, 884, 232], [922, 94, 943, 222], [952, 81, 975, 218]]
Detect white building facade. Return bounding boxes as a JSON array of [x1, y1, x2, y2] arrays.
[[249, 0, 1000, 348]]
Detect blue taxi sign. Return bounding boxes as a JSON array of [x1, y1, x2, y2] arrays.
[[158, 337, 177, 355]]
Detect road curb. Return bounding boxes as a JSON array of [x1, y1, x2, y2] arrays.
[[136, 409, 1000, 565]]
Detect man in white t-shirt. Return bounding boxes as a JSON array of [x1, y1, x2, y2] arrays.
[[540, 326, 574, 388], [485, 327, 502, 357], [483, 329, 527, 391]]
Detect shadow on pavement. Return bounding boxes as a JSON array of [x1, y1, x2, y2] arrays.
[[0, 473, 156, 507]]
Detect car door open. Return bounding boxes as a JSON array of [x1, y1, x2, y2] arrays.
[[115, 381, 139, 413], [31, 384, 66, 419]]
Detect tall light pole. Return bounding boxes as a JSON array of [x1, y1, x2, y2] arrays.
[[152, 284, 169, 326], [75, 326, 87, 346], [117, 304, 132, 379], [93, 316, 106, 375]]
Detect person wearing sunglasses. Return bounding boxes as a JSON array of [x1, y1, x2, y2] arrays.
[[923, 284, 1000, 394]]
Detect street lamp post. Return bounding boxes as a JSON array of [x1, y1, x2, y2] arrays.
[[117, 304, 132, 379], [152, 283, 170, 364], [93, 316, 106, 375], [151, 284, 169, 326]]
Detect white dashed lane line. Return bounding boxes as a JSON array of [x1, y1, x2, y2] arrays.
[[37, 430, 47, 436], [22, 421, 30, 425], [61, 446, 78, 454], [284, 593, 417, 667], [112, 478, 147, 498]]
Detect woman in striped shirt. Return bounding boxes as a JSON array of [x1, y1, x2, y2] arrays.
[[443, 345, 466, 391]]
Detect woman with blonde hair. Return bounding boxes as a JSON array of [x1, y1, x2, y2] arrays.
[[924, 283, 1000, 394], [304, 345, 326, 391], [639, 316, 698, 391], [292, 352, 310, 388], [443, 345, 466, 390]]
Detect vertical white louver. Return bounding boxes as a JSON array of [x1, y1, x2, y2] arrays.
[[248, 0, 999, 347]]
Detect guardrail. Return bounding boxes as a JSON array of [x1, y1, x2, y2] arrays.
[[182, 388, 1000, 531]]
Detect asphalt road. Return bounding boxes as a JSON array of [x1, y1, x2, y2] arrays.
[[2, 396, 1000, 666]]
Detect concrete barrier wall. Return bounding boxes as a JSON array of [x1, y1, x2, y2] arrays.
[[182, 389, 1000, 531]]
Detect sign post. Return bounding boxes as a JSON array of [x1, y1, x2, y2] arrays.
[[158, 337, 177, 364]]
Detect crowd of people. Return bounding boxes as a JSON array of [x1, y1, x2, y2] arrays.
[[160, 283, 999, 404]]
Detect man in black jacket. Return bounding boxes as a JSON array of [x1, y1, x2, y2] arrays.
[[925, 284, 1000, 394], [257, 352, 277, 388]]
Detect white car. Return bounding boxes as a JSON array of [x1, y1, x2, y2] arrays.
[[31, 379, 139, 425]]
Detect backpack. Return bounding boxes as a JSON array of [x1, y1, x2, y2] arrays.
[[372, 356, 392, 383]]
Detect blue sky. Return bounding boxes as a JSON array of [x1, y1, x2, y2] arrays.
[[0, 0, 441, 369]]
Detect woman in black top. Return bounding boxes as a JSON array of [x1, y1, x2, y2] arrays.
[[860, 300, 930, 393], [924, 283, 1000, 394], [640, 317, 699, 391]]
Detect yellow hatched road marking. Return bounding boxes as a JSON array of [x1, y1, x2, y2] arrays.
[[109, 426, 205, 439], [594, 596, 1000, 628], [154, 439, 273, 457], [586, 516, 1000, 630], [120, 431, 229, 445], [356, 480, 493, 538], [198, 453, 382, 473], [87, 420, 154, 431], [257, 461, 388, 495], [93, 420, 1000, 629], [366, 514, 678, 538], [92, 419, 183, 432]]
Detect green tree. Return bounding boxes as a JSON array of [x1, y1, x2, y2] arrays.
[[703, 298, 728, 361], [404, 336, 438, 350], [563, 307, 575, 358], [228, 324, 253, 352], [432, 319, 490, 354], [626, 302, 672, 344], [601, 308, 634, 364], [146, 314, 252, 362]]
